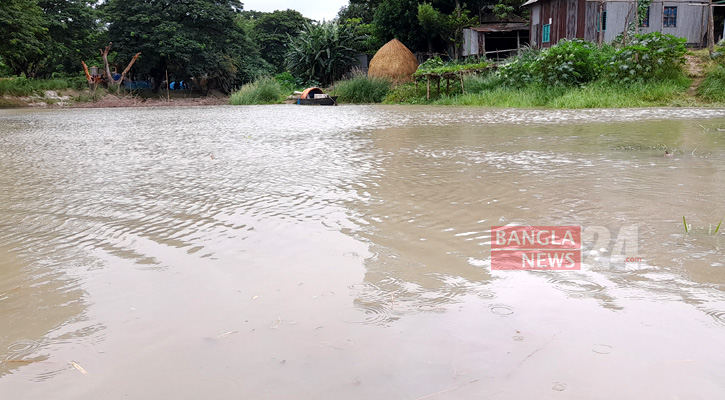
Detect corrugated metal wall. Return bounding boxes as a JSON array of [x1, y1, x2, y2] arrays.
[[531, 0, 708, 47], [598, 2, 707, 45]]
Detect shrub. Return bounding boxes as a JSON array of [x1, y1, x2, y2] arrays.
[[497, 46, 540, 88], [333, 73, 391, 103], [229, 77, 284, 105], [531, 39, 605, 86], [603, 32, 686, 84], [286, 21, 362, 86]]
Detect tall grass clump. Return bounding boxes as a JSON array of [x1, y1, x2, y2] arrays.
[[699, 66, 725, 102], [0, 77, 76, 96], [229, 77, 284, 105], [333, 73, 391, 103]]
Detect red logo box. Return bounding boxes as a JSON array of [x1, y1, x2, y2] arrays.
[[491, 226, 582, 270]]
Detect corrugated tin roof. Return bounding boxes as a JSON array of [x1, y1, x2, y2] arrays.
[[521, 0, 538, 6], [470, 23, 529, 33]]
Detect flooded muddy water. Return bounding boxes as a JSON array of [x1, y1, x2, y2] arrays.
[[1, 105, 725, 399]]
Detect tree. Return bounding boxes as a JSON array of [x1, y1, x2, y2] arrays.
[[102, 0, 262, 92], [418, 3, 446, 54], [373, 0, 428, 53], [250, 10, 310, 73], [0, 0, 47, 77], [337, 0, 382, 24], [286, 21, 362, 85], [36, 0, 101, 77]]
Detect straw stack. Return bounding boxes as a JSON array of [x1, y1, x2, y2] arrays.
[[368, 39, 419, 82]]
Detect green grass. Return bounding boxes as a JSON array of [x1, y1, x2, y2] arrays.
[[229, 77, 284, 105], [385, 75, 691, 109], [0, 76, 84, 96], [332, 74, 391, 103], [698, 65, 725, 102]]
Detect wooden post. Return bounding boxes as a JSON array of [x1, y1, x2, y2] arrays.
[[459, 72, 465, 94], [634, 0, 638, 36], [516, 30, 521, 55], [598, 0, 604, 47], [709, 0, 715, 53], [165, 69, 170, 102], [446, 77, 450, 95], [426, 75, 430, 101]]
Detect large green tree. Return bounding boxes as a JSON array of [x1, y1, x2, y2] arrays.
[[102, 0, 262, 92], [37, 0, 101, 76], [248, 10, 309, 73], [0, 0, 47, 77]]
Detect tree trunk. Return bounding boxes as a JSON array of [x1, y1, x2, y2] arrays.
[[100, 42, 141, 89]]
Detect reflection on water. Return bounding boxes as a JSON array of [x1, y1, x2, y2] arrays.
[[1, 105, 725, 398]]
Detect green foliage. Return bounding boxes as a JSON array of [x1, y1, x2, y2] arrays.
[[103, 0, 262, 92], [342, 18, 383, 55], [414, 56, 490, 75], [0, 76, 85, 96], [494, 46, 540, 87], [286, 21, 362, 86], [532, 39, 607, 86], [229, 77, 284, 105], [498, 34, 686, 89], [36, 0, 102, 77], [0, 0, 47, 77], [247, 10, 310, 73], [373, 0, 428, 53], [338, 0, 382, 24], [698, 65, 725, 101], [603, 32, 687, 84], [332, 73, 391, 103], [425, 80, 688, 108], [417, 3, 446, 53]]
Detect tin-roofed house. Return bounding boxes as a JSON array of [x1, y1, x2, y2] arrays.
[[523, 0, 712, 48], [462, 15, 530, 59]]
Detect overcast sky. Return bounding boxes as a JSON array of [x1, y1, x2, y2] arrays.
[[242, 0, 349, 21]]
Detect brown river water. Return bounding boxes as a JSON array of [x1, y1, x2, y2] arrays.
[[1, 105, 725, 399]]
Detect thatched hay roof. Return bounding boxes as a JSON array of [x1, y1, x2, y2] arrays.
[[368, 39, 418, 81]]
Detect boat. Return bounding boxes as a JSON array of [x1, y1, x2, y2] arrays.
[[296, 87, 338, 106]]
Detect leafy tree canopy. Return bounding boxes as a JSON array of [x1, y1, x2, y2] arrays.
[[246, 9, 310, 73], [0, 0, 47, 77], [102, 0, 264, 92]]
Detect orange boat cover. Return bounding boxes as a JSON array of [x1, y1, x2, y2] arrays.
[[300, 87, 324, 99]]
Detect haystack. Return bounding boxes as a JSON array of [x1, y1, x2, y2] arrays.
[[368, 39, 418, 82]]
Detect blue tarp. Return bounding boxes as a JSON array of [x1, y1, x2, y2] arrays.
[[123, 81, 152, 90]]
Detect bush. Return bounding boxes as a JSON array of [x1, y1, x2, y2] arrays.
[[497, 46, 540, 88], [532, 39, 605, 86], [229, 77, 284, 105], [603, 32, 686, 84], [333, 73, 391, 103]]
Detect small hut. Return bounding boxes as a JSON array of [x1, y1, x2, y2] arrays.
[[368, 39, 419, 82]]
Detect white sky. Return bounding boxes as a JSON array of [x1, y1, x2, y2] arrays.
[[242, 0, 349, 21]]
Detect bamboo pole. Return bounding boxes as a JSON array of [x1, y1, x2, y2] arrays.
[[709, 0, 715, 53], [165, 69, 170, 102], [459, 73, 465, 94], [598, 0, 604, 47], [426, 75, 430, 101]]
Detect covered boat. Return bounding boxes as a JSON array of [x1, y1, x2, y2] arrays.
[[296, 87, 337, 106]]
